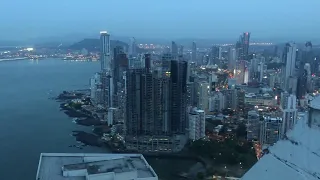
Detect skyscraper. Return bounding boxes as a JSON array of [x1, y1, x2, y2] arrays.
[[208, 46, 220, 65], [113, 46, 124, 95], [192, 42, 197, 64], [100, 31, 113, 107], [171, 41, 178, 59], [236, 60, 247, 84], [247, 110, 260, 141], [179, 45, 184, 56], [260, 116, 282, 147], [237, 32, 250, 60], [242, 32, 250, 60], [228, 47, 236, 73], [222, 89, 237, 110], [281, 43, 297, 91], [169, 60, 188, 134], [100, 31, 111, 72], [195, 81, 209, 112], [126, 56, 188, 132], [125, 57, 188, 152], [209, 91, 225, 112], [188, 109, 205, 141], [297, 42, 314, 100], [280, 92, 297, 137], [128, 37, 137, 57], [126, 67, 153, 136]]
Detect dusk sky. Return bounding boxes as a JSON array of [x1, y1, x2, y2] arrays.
[[1, 0, 320, 41]]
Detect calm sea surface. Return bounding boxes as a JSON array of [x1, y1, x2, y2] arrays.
[[0, 59, 106, 179]]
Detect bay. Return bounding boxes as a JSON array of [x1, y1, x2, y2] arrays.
[[0, 59, 106, 179]]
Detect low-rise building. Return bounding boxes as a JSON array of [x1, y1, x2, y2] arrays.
[[36, 153, 158, 180], [245, 93, 276, 106]]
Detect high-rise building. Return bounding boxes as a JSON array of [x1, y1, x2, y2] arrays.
[[188, 109, 205, 141], [126, 68, 153, 136], [128, 37, 137, 58], [236, 60, 247, 84], [247, 110, 260, 141], [169, 60, 188, 134], [281, 42, 297, 91], [222, 89, 237, 110], [228, 47, 237, 73], [302, 41, 318, 74], [280, 92, 297, 137], [297, 42, 314, 99], [113, 46, 125, 96], [241, 108, 320, 180], [228, 78, 237, 90], [208, 46, 220, 65], [125, 57, 188, 151], [100, 31, 113, 107], [100, 31, 111, 72], [259, 116, 282, 148], [269, 73, 276, 89], [237, 89, 245, 113], [209, 73, 218, 93], [192, 42, 197, 64], [171, 41, 178, 59], [195, 81, 209, 112], [90, 73, 100, 104], [186, 82, 195, 106], [249, 57, 265, 82], [237, 32, 250, 60], [209, 91, 225, 112], [258, 62, 264, 83], [179, 45, 184, 56], [107, 107, 117, 126]]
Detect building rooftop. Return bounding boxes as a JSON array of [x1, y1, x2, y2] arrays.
[[309, 95, 320, 110], [36, 153, 158, 180], [241, 112, 320, 180], [263, 116, 282, 122]]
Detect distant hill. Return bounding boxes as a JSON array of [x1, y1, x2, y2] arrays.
[[69, 39, 128, 52], [0, 40, 26, 46]]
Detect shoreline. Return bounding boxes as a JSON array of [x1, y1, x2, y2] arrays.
[[55, 90, 245, 179]]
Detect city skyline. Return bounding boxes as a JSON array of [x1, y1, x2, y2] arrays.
[[1, 0, 320, 42], [1, 0, 320, 179]]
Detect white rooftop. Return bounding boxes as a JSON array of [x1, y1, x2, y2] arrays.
[[36, 153, 158, 180], [241, 112, 320, 180]]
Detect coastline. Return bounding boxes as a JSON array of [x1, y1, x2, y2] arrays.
[[55, 90, 247, 179]]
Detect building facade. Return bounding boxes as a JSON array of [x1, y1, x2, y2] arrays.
[[260, 116, 282, 148], [281, 42, 297, 91], [247, 110, 260, 141], [280, 92, 297, 137], [125, 58, 188, 152], [188, 109, 205, 141]]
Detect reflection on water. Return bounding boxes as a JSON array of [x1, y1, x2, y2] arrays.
[[0, 59, 104, 179]]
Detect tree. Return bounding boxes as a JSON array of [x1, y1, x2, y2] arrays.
[[197, 172, 204, 180], [236, 123, 247, 138]]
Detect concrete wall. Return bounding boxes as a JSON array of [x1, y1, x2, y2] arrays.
[[114, 171, 137, 180], [87, 172, 115, 180], [63, 169, 87, 177]]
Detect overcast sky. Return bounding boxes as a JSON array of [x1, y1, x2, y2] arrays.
[[1, 0, 320, 41]]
